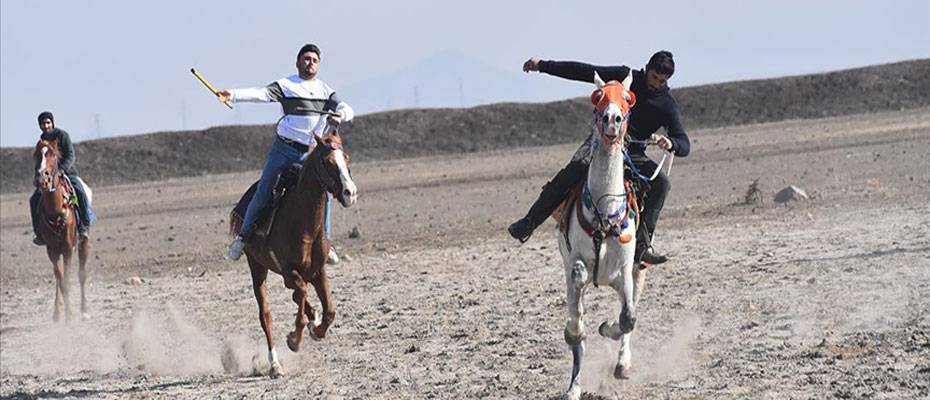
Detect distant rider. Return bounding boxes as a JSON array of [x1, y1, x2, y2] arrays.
[[30, 111, 94, 244]]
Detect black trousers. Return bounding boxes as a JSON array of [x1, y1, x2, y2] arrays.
[[525, 151, 670, 243]]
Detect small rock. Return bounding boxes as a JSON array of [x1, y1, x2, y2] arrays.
[[125, 276, 144, 285], [404, 344, 419, 354], [774, 185, 809, 204], [348, 226, 361, 239]]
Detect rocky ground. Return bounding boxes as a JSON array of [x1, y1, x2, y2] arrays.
[[1, 107, 929, 399]]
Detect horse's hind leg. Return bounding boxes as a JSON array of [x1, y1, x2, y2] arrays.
[[563, 259, 588, 400], [284, 270, 309, 352], [308, 265, 335, 340], [78, 238, 90, 320], [248, 257, 283, 378]]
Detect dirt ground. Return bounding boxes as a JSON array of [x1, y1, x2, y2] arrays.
[[1, 107, 929, 399]]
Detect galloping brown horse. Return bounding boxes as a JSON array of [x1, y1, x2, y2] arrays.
[[229, 131, 357, 378], [33, 139, 91, 322]]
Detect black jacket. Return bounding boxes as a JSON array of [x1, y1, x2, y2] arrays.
[[539, 60, 690, 157], [40, 128, 78, 176]]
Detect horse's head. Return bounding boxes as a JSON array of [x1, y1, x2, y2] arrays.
[[590, 71, 636, 146], [33, 139, 61, 192], [308, 130, 358, 207]]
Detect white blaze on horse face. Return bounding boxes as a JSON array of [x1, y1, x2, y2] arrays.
[[39, 147, 49, 174], [332, 148, 357, 206], [603, 103, 625, 139]]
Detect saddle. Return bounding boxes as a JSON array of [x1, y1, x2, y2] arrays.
[[232, 163, 302, 238]]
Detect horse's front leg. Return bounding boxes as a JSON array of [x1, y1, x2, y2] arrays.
[[284, 269, 310, 352], [563, 258, 588, 400], [78, 236, 91, 320], [248, 257, 283, 378], [599, 253, 637, 380], [47, 249, 64, 322], [61, 248, 74, 322], [308, 265, 335, 340]]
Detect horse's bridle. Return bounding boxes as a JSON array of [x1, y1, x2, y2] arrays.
[[310, 142, 346, 198]]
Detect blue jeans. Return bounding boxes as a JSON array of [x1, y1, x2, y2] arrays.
[[239, 138, 331, 239]]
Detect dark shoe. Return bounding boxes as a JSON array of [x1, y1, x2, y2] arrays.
[[32, 235, 45, 246], [78, 226, 89, 239], [508, 218, 535, 243], [640, 249, 668, 265]]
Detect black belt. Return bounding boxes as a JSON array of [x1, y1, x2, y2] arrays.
[[277, 136, 309, 153]]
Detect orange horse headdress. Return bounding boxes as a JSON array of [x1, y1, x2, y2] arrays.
[[589, 71, 636, 143]]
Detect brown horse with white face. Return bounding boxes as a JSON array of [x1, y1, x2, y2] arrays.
[[229, 131, 357, 378], [33, 139, 91, 322]]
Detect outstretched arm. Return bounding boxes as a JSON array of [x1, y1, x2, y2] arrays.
[[524, 57, 631, 83], [216, 82, 284, 104]]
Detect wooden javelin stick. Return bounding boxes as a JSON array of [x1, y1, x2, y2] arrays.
[[190, 68, 233, 110]]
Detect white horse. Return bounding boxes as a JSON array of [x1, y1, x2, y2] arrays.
[[557, 71, 646, 400]]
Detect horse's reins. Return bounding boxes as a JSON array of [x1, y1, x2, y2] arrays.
[[626, 137, 675, 180]]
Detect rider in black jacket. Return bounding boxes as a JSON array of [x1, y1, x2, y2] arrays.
[[509, 51, 690, 265]]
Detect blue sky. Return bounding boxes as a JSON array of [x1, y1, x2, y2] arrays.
[[2, 0, 928, 147]]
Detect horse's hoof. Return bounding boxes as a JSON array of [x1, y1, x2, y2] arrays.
[[286, 331, 301, 352], [81, 312, 91, 321], [614, 364, 632, 380], [269, 361, 285, 379], [562, 384, 582, 400], [598, 321, 621, 340], [309, 325, 325, 341], [619, 310, 636, 334]]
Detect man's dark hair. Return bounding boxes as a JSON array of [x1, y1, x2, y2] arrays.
[[646, 50, 675, 77], [297, 44, 321, 60], [37, 111, 54, 125]]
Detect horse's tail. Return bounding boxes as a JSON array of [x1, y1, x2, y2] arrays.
[[229, 210, 244, 238]]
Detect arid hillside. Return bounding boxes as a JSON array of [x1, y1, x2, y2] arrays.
[[2, 59, 928, 194]]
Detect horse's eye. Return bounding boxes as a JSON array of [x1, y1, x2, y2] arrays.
[[602, 115, 609, 124], [615, 116, 622, 123]]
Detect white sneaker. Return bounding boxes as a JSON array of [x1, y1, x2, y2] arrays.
[[227, 235, 246, 261], [326, 246, 340, 265]]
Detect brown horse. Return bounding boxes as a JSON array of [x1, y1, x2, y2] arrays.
[[33, 139, 91, 322], [229, 131, 357, 378]]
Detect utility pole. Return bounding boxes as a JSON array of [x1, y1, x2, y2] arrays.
[[94, 113, 101, 139], [413, 86, 420, 108]]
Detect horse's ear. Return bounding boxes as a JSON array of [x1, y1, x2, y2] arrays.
[[593, 71, 606, 88], [620, 71, 632, 91]]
